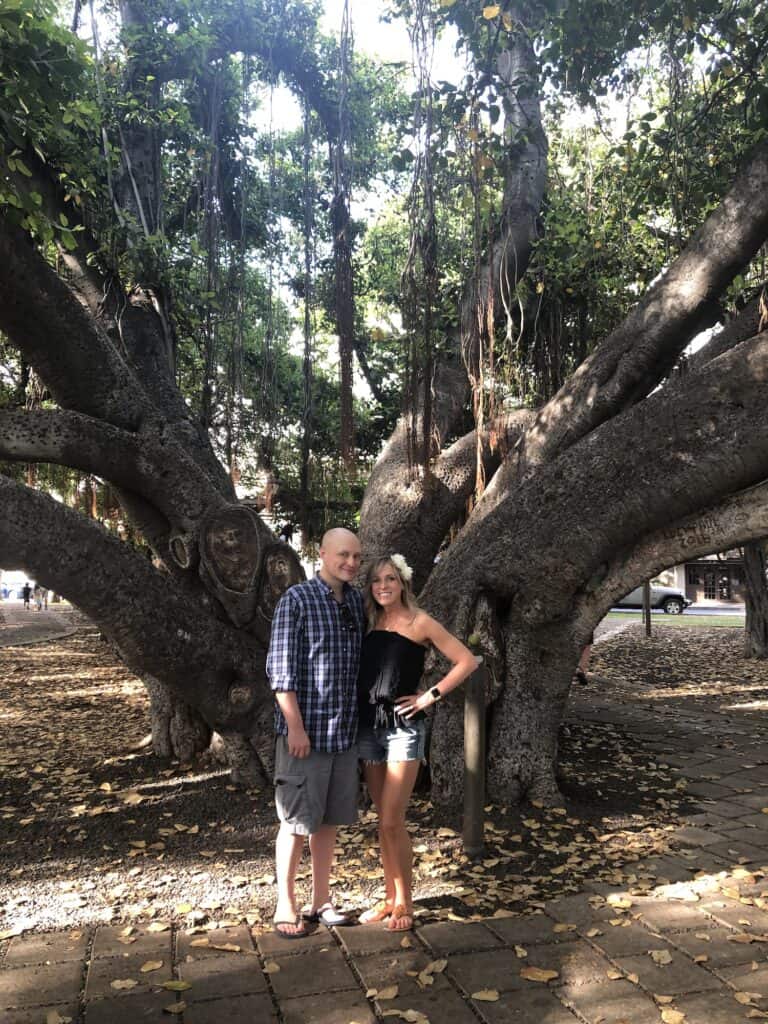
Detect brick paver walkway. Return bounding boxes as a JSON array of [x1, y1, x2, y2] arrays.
[[3, 621, 768, 1022]]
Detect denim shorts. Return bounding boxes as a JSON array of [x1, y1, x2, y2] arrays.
[[358, 718, 427, 764]]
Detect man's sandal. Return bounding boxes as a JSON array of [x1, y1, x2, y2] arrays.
[[386, 905, 413, 931], [302, 902, 355, 927], [359, 900, 393, 924], [273, 914, 310, 940]]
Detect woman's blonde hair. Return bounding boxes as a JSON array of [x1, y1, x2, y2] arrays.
[[364, 556, 419, 631]]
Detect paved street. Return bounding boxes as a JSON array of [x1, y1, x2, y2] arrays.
[[3, 617, 768, 1022]]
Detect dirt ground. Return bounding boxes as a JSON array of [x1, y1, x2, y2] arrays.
[[2, 623, 761, 938]]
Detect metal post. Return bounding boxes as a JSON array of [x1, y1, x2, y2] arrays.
[[643, 580, 652, 637], [463, 661, 486, 858]]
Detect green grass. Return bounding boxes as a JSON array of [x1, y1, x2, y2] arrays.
[[605, 612, 745, 629]]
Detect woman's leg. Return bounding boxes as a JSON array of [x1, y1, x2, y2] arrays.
[[361, 761, 395, 920], [377, 759, 420, 930]]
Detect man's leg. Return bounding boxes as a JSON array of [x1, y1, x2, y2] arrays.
[[274, 823, 305, 935], [308, 824, 337, 910]]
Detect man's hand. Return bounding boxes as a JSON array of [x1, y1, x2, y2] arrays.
[[287, 726, 311, 759]]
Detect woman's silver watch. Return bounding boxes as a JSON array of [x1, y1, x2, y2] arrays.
[[430, 686, 442, 703]]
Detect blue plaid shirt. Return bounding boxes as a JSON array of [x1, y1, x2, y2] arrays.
[[267, 574, 364, 753]]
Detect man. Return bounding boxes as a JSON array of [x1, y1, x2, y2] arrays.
[[21, 582, 31, 610], [266, 527, 364, 938]]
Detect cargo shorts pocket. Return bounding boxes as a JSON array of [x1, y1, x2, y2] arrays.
[[275, 773, 309, 825]]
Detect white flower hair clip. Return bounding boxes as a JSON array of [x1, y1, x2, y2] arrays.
[[390, 553, 413, 582]]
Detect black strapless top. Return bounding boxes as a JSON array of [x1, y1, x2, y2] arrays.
[[357, 630, 427, 729]]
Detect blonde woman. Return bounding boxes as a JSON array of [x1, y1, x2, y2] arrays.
[[357, 554, 476, 930]]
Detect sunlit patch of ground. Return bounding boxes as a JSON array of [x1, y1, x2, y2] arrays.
[[2, 623, 765, 937]]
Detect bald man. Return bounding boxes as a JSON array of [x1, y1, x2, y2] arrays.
[[266, 528, 364, 937]]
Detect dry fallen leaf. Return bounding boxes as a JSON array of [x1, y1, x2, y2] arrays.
[[263, 961, 281, 974], [520, 966, 559, 983], [736, 992, 762, 1006], [471, 989, 500, 1001], [162, 1002, 185, 1015], [147, 921, 170, 933], [210, 943, 241, 953], [649, 949, 673, 965], [162, 981, 192, 992], [45, 1013, 72, 1024], [140, 960, 164, 973], [660, 1010, 686, 1024], [654, 994, 674, 1005], [110, 979, 138, 990], [377, 985, 399, 1000]]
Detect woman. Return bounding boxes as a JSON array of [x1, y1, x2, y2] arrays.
[[357, 553, 476, 930]]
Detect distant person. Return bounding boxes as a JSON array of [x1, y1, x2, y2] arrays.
[[278, 522, 295, 545], [574, 633, 593, 686], [21, 583, 31, 610], [33, 584, 43, 611], [39, 587, 49, 610]]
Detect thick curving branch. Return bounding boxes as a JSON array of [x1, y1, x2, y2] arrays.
[[509, 139, 768, 476], [0, 218, 235, 499], [421, 329, 768, 632], [0, 409, 223, 532], [573, 480, 768, 643], [0, 473, 267, 734], [359, 366, 533, 591]]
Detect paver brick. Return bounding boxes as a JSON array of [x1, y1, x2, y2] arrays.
[[700, 897, 768, 933], [586, 920, 665, 957], [179, 951, 268, 996], [558, 978, 660, 1024], [706, 838, 768, 865], [335, 922, 417, 957], [4, 1004, 79, 1024], [266, 946, 357, 999], [177, 925, 254, 960], [471, 987, 578, 1024], [182, 993, 277, 1023], [672, 825, 731, 847], [667, 925, 766, 968], [256, 923, 331, 958], [525, 939, 611, 987], [446, 950, 528, 994], [485, 913, 577, 946], [352, 948, 453, 999], [91, 925, 171, 959], [419, 920, 504, 954], [0, 960, 82, 1009], [5, 929, 90, 966], [84, 991, 178, 1022], [614, 950, 723, 994], [671, 989, 762, 1023], [85, 950, 173, 999], [376, 987, 478, 1024], [631, 897, 711, 932], [281, 988, 376, 1024], [717, 960, 768, 997]]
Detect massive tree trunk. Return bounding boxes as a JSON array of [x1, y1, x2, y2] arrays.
[[366, 139, 768, 808], [4, 3, 768, 814], [744, 540, 768, 659]]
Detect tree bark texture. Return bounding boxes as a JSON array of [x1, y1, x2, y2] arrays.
[[744, 541, 768, 659]]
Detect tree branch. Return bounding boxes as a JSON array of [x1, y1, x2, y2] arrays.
[[512, 138, 768, 474], [0, 473, 266, 734], [0, 409, 220, 532], [422, 329, 768, 629], [574, 480, 768, 641]]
